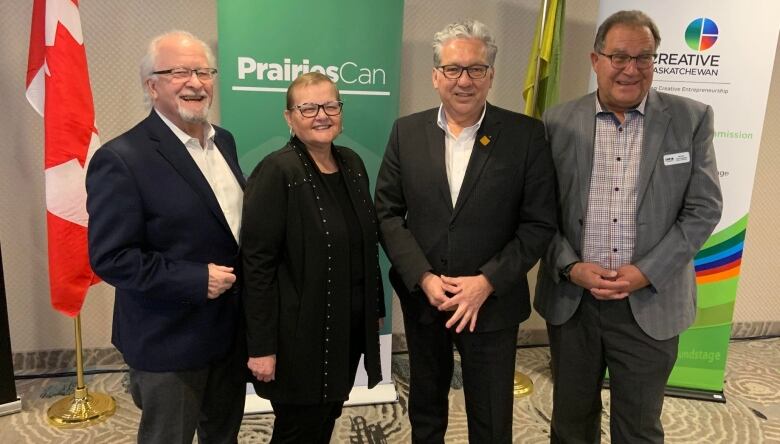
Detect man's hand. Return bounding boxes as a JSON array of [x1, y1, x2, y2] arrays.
[[208, 263, 236, 299], [419, 272, 450, 309], [569, 262, 630, 300], [614, 264, 650, 293], [248, 355, 276, 382], [438, 274, 494, 333]]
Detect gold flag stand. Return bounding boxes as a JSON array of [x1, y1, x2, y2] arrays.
[[47, 314, 115, 428], [513, 371, 534, 398]]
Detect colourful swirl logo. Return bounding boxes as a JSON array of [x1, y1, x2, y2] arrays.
[[685, 18, 719, 51]]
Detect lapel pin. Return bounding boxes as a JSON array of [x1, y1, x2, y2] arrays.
[[480, 135, 491, 146]]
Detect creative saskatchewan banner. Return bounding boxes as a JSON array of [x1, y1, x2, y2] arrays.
[[595, 0, 780, 397], [217, 1, 404, 411]]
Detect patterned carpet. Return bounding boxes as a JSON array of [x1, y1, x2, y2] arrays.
[[2, 338, 778, 443]]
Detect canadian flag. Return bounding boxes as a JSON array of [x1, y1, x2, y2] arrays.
[[25, 0, 101, 317]]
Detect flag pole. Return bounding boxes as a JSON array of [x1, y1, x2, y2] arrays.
[[46, 314, 115, 428], [515, 0, 549, 398], [529, 0, 550, 118]]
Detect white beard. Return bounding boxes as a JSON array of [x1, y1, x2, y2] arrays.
[[177, 101, 210, 123]]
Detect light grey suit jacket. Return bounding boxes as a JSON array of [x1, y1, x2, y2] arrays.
[[534, 89, 723, 340]]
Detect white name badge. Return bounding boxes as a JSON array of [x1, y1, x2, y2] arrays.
[[663, 152, 691, 166]]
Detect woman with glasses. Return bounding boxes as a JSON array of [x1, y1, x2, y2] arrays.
[[241, 72, 384, 443]]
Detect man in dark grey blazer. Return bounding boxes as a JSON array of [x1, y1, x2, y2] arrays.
[[86, 31, 246, 443], [376, 20, 557, 443], [535, 11, 722, 444]]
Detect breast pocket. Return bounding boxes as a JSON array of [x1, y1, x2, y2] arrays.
[[477, 165, 518, 198]]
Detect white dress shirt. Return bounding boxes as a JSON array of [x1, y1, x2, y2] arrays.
[[437, 104, 487, 207], [156, 110, 244, 242]]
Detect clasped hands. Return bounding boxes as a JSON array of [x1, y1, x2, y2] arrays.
[[568, 262, 649, 300], [419, 271, 493, 333]]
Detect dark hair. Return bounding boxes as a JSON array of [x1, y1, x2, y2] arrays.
[[594, 10, 661, 53]]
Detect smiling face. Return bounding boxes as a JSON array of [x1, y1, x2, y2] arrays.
[[432, 38, 494, 127], [146, 35, 213, 133], [284, 81, 342, 151], [591, 24, 656, 115]]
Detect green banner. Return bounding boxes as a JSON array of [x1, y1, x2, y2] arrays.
[[666, 215, 747, 394], [217, 2, 403, 401]]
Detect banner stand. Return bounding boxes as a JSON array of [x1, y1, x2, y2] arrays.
[[664, 386, 725, 403], [0, 244, 21, 417], [217, 0, 404, 411]]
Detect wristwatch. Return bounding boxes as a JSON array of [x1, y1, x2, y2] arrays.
[[560, 262, 579, 282]]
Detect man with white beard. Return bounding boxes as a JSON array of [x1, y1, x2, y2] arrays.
[[86, 31, 247, 444]]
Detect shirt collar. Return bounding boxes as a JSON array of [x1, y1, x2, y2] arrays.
[[155, 108, 215, 146], [436, 103, 487, 134], [594, 91, 647, 116]]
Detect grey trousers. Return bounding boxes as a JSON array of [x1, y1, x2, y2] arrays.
[[128, 355, 246, 444], [547, 293, 679, 444]]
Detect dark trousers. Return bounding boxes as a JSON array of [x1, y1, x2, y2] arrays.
[[128, 355, 246, 444], [270, 400, 345, 444], [268, 324, 364, 443], [401, 304, 519, 444], [547, 293, 679, 444]]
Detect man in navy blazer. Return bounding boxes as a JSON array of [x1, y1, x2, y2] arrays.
[[376, 20, 556, 443], [86, 31, 246, 444]]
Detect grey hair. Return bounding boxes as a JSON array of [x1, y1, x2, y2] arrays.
[[286, 72, 340, 110], [432, 19, 498, 66], [594, 10, 661, 53], [139, 30, 216, 107]]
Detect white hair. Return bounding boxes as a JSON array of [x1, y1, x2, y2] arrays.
[[139, 30, 216, 107]]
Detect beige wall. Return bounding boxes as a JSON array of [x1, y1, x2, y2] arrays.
[[1, 1, 778, 353]]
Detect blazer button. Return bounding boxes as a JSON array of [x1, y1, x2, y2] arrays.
[[449, 224, 455, 231], [441, 258, 448, 265]]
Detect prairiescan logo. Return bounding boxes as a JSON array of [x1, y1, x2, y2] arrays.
[[232, 56, 390, 96], [685, 18, 719, 51]]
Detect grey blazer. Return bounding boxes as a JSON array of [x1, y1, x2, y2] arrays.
[[535, 90, 723, 340]]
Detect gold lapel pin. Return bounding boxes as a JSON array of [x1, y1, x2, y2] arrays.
[[480, 135, 491, 146]]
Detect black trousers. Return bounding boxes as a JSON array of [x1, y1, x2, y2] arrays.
[[401, 304, 519, 444], [128, 354, 246, 444], [547, 293, 679, 444], [269, 313, 365, 444]]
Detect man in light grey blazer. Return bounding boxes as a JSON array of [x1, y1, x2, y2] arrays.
[[535, 10, 722, 444]]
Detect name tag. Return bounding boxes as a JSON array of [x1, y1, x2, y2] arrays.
[[663, 152, 690, 166]]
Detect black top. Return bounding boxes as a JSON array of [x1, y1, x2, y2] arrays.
[[322, 171, 365, 321]]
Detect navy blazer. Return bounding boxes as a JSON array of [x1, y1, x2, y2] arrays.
[[86, 111, 246, 372]]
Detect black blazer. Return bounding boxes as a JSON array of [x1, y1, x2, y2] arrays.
[[86, 111, 246, 372], [375, 103, 557, 331], [242, 139, 384, 404]]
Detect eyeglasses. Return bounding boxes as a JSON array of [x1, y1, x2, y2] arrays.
[[598, 52, 656, 69], [152, 67, 218, 81], [289, 101, 344, 118], [436, 64, 491, 80]]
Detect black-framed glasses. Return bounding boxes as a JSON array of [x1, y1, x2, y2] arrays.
[[289, 101, 344, 118], [436, 64, 491, 80], [152, 67, 218, 81], [598, 52, 656, 69]]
